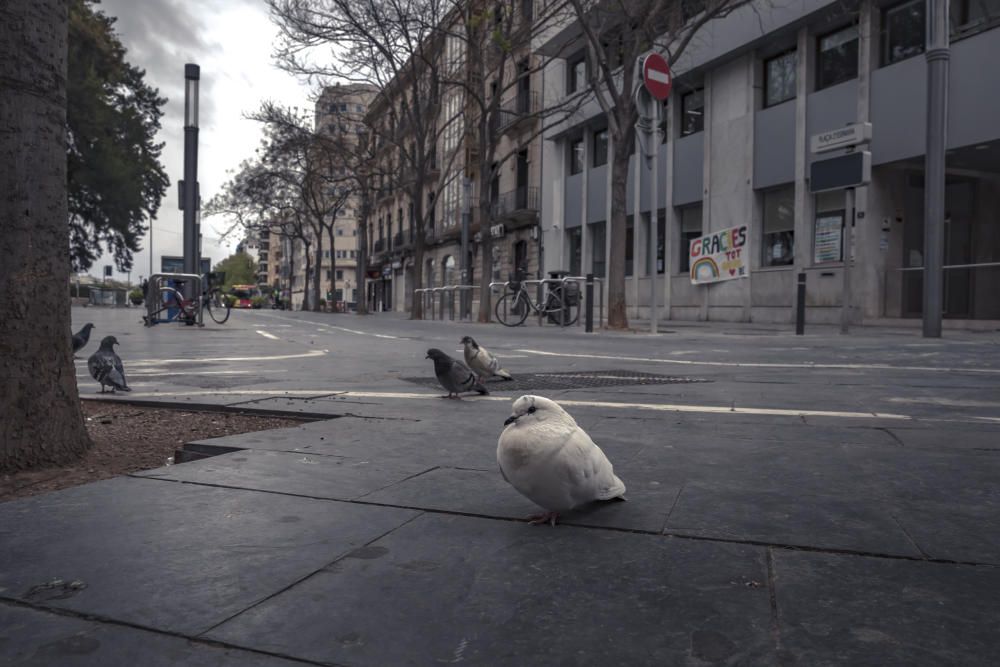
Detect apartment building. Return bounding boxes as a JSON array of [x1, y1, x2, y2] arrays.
[[365, 1, 546, 316], [284, 83, 376, 310], [537, 0, 1000, 324]]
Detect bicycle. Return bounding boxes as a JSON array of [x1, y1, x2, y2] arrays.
[[143, 284, 231, 326], [494, 279, 579, 327]]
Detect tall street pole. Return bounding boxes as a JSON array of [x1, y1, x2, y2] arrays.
[[460, 178, 471, 320], [923, 0, 949, 337], [182, 64, 201, 296]]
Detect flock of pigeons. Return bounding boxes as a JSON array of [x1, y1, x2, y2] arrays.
[[69, 326, 625, 525], [428, 336, 627, 526], [72, 323, 131, 394]]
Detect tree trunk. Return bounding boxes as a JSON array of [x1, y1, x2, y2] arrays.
[[356, 195, 369, 314], [606, 135, 631, 329], [409, 182, 425, 320], [477, 196, 494, 323], [327, 226, 337, 311], [1, 0, 92, 472], [312, 232, 324, 312], [301, 240, 312, 310]]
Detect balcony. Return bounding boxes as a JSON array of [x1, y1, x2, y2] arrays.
[[491, 186, 539, 225], [492, 91, 539, 136]]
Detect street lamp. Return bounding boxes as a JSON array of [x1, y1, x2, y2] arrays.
[[181, 64, 201, 295]]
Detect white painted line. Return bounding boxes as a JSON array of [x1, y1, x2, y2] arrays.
[[647, 69, 671, 84], [256, 311, 402, 339], [256, 330, 280, 340], [124, 389, 911, 420], [76, 370, 287, 377], [515, 348, 1000, 375], [114, 350, 327, 365]]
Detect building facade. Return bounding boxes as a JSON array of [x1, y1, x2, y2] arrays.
[[537, 0, 1000, 325]]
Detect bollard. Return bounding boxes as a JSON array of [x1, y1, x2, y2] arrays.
[[795, 272, 806, 335], [585, 273, 594, 333]]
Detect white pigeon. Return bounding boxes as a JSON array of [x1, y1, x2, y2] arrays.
[[461, 335, 513, 382], [497, 395, 626, 526]]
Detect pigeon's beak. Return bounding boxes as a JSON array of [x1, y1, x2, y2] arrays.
[[503, 415, 518, 426]]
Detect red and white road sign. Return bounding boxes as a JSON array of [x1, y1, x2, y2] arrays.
[[642, 53, 672, 101]]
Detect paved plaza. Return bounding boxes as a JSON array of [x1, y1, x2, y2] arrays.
[[2, 307, 999, 665]]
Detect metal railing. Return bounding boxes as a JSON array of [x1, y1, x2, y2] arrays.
[[492, 186, 539, 218], [414, 285, 477, 321]]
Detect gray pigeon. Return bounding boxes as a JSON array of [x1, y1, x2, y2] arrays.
[[72, 323, 95, 355], [88, 335, 131, 393], [425, 348, 488, 399], [498, 395, 626, 526], [461, 335, 513, 382]]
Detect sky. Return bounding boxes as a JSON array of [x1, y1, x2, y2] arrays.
[[85, 0, 314, 283]]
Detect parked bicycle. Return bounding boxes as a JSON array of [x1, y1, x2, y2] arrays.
[[143, 284, 231, 326], [494, 278, 579, 327]]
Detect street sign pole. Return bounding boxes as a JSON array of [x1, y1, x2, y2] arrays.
[[841, 187, 854, 334], [638, 53, 671, 334]]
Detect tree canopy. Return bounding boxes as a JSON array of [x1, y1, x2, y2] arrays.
[[67, 0, 169, 273], [212, 252, 258, 289]]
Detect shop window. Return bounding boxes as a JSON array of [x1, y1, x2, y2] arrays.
[[761, 186, 795, 267], [569, 138, 584, 175], [816, 24, 859, 89], [678, 204, 703, 274], [592, 128, 608, 167], [883, 0, 926, 65], [680, 89, 704, 136], [764, 50, 797, 107], [567, 227, 582, 276], [813, 191, 845, 264]]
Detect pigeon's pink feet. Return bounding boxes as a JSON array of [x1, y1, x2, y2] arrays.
[[527, 511, 559, 526]]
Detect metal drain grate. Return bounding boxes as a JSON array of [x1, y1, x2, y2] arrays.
[[402, 370, 711, 392]]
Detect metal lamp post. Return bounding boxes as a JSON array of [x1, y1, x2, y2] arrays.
[[460, 178, 471, 320], [181, 64, 201, 296], [923, 0, 949, 337]]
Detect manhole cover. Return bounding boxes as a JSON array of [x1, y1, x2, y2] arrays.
[[401, 370, 710, 392]]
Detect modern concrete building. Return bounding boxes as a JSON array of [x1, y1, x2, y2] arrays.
[[537, 0, 1000, 325]]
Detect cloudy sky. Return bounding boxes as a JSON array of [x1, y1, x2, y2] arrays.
[[87, 0, 314, 283]]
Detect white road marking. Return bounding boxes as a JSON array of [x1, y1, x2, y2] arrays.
[[121, 388, 911, 420], [256, 330, 280, 340], [887, 397, 1000, 408], [256, 311, 402, 339], [89, 350, 329, 366], [515, 348, 1000, 374]]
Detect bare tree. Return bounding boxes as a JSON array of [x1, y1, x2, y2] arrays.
[[567, 0, 753, 328], [1, 0, 92, 471], [268, 0, 468, 319]]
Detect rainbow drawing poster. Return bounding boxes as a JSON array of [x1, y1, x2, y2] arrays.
[[689, 224, 749, 285]]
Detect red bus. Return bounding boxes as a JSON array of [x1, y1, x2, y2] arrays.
[[230, 284, 257, 308]]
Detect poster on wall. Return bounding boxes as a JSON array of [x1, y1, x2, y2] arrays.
[[689, 224, 749, 284], [814, 213, 844, 264]]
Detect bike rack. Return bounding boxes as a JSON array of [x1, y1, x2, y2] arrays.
[[145, 273, 204, 327], [415, 285, 477, 321]]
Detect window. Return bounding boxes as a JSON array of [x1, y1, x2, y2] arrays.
[[324, 249, 331, 259], [326, 270, 332, 280], [569, 138, 584, 175], [761, 186, 795, 267], [813, 191, 845, 264], [883, 0, 926, 65], [356, 104, 365, 113], [567, 228, 582, 276], [568, 58, 586, 93], [680, 89, 704, 136], [679, 204, 703, 274], [952, 0, 1000, 30], [590, 222, 606, 278], [764, 50, 797, 106], [336, 270, 344, 280], [817, 25, 859, 89], [336, 228, 344, 236], [592, 128, 608, 167]]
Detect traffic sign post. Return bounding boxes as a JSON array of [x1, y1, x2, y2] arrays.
[[636, 53, 671, 334]]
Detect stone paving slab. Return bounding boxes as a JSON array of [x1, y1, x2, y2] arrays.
[[772, 550, 1000, 666], [136, 449, 435, 502], [665, 482, 922, 557], [0, 603, 306, 667], [0, 477, 418, 635], [206, 513, 776, 666]]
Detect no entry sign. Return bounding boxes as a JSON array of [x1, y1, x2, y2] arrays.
[[642, 53, 672, 101]]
